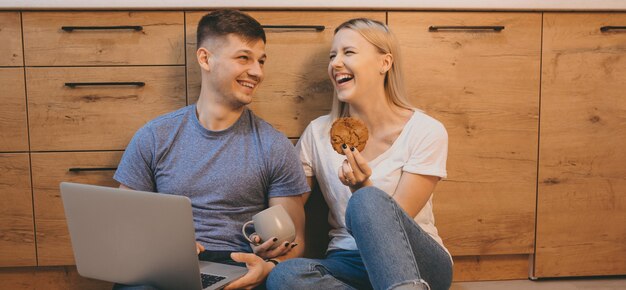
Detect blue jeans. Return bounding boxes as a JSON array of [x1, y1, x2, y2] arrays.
[[267, 186, 453, 290]]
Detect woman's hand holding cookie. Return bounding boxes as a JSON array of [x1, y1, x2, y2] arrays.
[[338, 144, 373, 192], [330, 117, 371, 191]]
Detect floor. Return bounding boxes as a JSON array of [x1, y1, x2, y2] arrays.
[[451, 277, 626, 290]]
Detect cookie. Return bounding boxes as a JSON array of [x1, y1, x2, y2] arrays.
[[330, 117, 369, 155]]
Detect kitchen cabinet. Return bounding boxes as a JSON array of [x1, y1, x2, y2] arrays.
[[0, 68, 28, 152], [0, 12, 27, 152], [26, 66, 186, 151], [20, 11, 188, 266], [0, 12, 23, 66], [0, 154, 36, 267], [22, 12, 185, 66], [535, 12, 626, 278], [0, 8, 624, 286], [0, 12, 34, 268], [390, 12, 541, 258], [31, 152, 123, 266]]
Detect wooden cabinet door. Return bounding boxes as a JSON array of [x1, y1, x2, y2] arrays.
[[22, 12, 184, 66], [31, 152, 123, 266], [0, 154, 36, 267], [535, 13, 626, 278], [186, 11, 385, 138], [26, 66, 186, 151], [0, 68, 28, 152], [0, 12, 23, 66], [389, 12, 541, 256]]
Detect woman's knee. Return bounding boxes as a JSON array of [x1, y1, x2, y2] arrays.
[[266, 258, 314, 289], [346, 186, 390, 229]]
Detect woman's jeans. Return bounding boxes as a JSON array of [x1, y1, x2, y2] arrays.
[[266, 186, 453, 290]]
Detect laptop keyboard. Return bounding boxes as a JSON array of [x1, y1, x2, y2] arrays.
[[201, 273, 227, 288]]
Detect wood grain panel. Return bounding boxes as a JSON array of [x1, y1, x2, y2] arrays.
[[31, 152, 123, 266], [26, 66, 186, 151], [0, 254, 528, 287], [535, 13, 626, 278], [0, 266, 112, 290], [0, 12, 23, 66], [0, 154, 36, 267], [389, 12, 541, 256], [186, 11, 385, 138], [453, 255, 530, 281], [23, 12, 184, 66], [0, 68, 28, 152]]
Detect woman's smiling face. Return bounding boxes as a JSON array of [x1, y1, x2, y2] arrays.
[[328, 28, 387, 104]]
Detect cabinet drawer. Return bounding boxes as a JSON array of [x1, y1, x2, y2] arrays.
[[0, 12, 23, 66], [390, 12, 541, 256], [32, 151, 123, 266], [27, 66, 186, 151], [0, 68, 28, 152], [0, 153, 35, 267], [23, 12, 184, 66], [186, 11, 385, 138]]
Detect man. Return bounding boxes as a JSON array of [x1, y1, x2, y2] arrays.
[[113, 10, 309, 289]]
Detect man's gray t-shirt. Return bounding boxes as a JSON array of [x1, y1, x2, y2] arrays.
[[114, 105, 309, 252]]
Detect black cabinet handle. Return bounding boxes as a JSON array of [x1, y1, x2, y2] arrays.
[[62, 26, 143, 32], [69, 167, 118, 172], [262, 25, 325, 32], [600, 26, 626, 32], [65, 82, 145, 88], [429, 26, 505, 32]]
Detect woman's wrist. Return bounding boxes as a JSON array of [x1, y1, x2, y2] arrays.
[[350, 179, 373, 192]]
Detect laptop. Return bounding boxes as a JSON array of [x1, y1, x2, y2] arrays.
[[60, 182, 247, 290]]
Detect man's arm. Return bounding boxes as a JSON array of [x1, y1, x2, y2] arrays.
[[300, 176, 313, 206], [225, 193, 307, 290], [267, 193, 307, 261], [248, 176, 314, 260]]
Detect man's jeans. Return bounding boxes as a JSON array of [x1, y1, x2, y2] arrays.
[[266, 186, 453, 290]]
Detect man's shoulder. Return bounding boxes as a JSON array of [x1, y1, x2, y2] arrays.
[[245, 110, 297, 154], [144, 105, 192, 133], [132, 105, 193, 143], [247, 109, 287, 139], [146, 105, 193, 128]]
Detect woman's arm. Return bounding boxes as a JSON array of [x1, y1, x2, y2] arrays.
[[339, 147, 440, 217], [392, 173, 440, 217]]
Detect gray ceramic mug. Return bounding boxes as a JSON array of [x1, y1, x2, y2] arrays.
[[242, 205, 295, 249]]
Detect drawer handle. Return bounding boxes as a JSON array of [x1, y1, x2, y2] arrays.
[[69, 167, 118, 172], [600, 26, 626, 32], [262, 25, 325, 32], [428, 26, 505, 32], [61, 25, 143, 32], [65, 82, 145, 88]]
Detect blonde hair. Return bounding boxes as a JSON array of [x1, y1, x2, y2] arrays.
[[329, 18, 413, 119]]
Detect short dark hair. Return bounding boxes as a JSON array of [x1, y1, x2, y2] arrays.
[[196, 10, 266, 49]]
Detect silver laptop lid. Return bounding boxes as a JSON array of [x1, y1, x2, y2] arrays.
[[61, 182, 204, 290]]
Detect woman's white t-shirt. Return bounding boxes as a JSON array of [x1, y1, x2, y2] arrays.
[[296, 110, 450, 258]]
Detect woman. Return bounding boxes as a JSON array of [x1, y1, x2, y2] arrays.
[[267, 18, 452, 290]]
